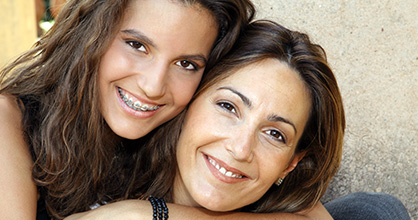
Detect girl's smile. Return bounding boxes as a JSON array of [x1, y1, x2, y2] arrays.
[[118, 87, 161, 112]]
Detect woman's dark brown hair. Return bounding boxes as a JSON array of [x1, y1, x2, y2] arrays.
[[141, 20, 345, 213], [0, 0, 255, 218]]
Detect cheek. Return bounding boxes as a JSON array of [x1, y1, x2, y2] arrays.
[[99, 40, 119, 75], [258, 153, 291, 183], [97, 66, 109, 106], [98, 39, 131, 84], [175, 116, 202, 173], [98, 54, 119, 89], [171, 76, 202, 106], [177, 101, 211, 147]]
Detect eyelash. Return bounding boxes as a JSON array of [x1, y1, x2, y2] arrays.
[[265, 129, 287, 144], [175, 60, 199, 72], [217, 101, 237, 114], [126, 40, 147, 53]]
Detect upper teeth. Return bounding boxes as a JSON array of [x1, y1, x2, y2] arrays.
[[119, 88, 160, 112], [208, 156, 243, 178]]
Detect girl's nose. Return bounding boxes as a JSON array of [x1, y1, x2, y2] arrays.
[[137, 63, 168, 99]]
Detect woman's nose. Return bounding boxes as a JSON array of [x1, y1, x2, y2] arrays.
[[226, 128, 255, 163]]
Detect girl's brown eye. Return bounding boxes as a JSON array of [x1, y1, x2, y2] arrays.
[[180, 60, 189, 67], [175, 60, 197, 71], [126, 40, 146, 52]]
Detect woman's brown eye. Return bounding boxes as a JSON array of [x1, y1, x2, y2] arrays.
[[266, 130, 286, 144], [270, 130, 281, 139], [218, 102, 236, 113]]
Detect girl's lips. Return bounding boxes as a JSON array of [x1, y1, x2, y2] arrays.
[[203, 153, 251, 184], [118, 87, 162, 111], [115, 87, 162, 118]]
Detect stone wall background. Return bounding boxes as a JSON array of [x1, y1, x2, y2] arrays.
[[253, 0, 417, 218], [0, 0, 37, 67]]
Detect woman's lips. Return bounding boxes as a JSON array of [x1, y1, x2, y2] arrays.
[[203, 153, 251, 184]]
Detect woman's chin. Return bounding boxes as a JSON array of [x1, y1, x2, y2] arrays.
[[197, 200, 236, 212]]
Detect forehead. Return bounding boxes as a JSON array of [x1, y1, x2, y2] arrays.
[[219, 59, 306, 92], [122, 0, 218, 50], [125, 0, 216, 24], [127, 0, 217, 32]]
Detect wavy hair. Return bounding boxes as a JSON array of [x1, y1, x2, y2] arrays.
[[0, 0, 255, 218], [141, 20, 345, 213]]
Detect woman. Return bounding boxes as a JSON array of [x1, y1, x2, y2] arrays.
[[163, 21, 408, 219], [66, 19, 344, 219], [0, 0, 255, 219], [145, 18, 344, 216]]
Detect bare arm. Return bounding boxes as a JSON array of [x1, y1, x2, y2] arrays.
[[0, 95, 38, 219], [65, 200, 332, 220]]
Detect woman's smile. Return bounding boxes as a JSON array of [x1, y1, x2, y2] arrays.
[[174, 58, 311, 211], [203, 153, 250, 183]]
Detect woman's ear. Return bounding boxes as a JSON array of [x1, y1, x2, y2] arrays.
[[282, 151, 306, 177]]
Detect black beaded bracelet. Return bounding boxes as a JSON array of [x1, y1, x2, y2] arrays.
[[148, 196, 169, 220]]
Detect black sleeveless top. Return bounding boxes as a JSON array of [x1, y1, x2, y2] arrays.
[[37, 196, 51, 220]]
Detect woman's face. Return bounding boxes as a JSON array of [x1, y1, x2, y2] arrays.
[[174, 58, 311, 211], [99, 0, 218, 139]]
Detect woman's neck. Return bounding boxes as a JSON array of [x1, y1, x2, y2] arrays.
[[172, 174, 200, 208]]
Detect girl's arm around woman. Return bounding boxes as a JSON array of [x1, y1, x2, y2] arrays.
[[64, 200, 332, 220]]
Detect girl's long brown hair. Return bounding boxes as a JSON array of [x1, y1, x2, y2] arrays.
[[0, 0, 255, 218], [140, 20, 345, 213]]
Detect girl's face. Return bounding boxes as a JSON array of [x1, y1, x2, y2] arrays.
[[174, 58, 311, 211], [99, 0, 218, 139]]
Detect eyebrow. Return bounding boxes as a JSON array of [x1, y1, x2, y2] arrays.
[[268, 114, 297, 134], [218, 86, 297, 134], [178, 55, 208, 66], [121, 29, 208, 65], [217, 87, 252, 108], [121, 29, 156, 48]]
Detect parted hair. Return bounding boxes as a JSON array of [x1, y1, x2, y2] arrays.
[[0, 0, 255, 218], [139, 20, 345, 213]]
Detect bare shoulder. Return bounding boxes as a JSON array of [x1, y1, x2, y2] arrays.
[[0, 94, 29, 161], [0, 94, 22, 125], [0, 94, 25, 150], [0, 94, 38, 219]]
